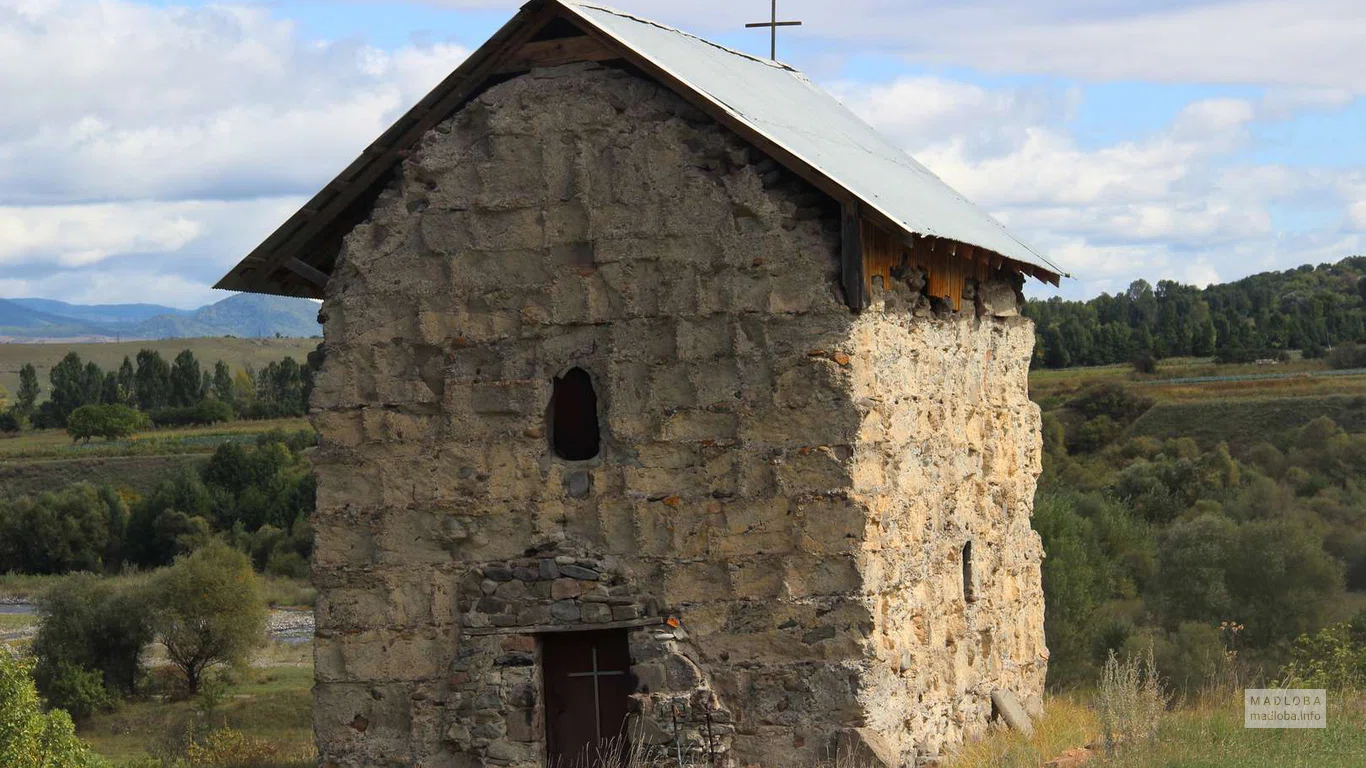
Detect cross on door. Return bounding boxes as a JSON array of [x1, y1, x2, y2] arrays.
[[543, 630, 634, 766], [567, 645, 628, 742]]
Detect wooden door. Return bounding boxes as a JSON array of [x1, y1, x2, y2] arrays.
[[542, 630, 633, 767]]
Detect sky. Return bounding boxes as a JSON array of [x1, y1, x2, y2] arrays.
[[1, 0, 1364, 308]]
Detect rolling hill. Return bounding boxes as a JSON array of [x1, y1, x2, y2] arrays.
[[0, 294, 320, 341]]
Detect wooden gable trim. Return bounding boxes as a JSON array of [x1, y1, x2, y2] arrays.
[[842, 203, 868, 311], [860, 217, 1046, 311]]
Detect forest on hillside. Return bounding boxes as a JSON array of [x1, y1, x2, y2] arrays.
[[1036, 381, 1366, 691], [1028, 257, 1366, 368]]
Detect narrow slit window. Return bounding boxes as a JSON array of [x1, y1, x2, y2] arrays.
[[962, 541, 976, 603], [550, 368, 600, 461]]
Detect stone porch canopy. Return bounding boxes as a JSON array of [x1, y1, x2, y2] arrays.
[[214, 0, 1065, 310]]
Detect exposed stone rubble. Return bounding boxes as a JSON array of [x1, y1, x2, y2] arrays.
[[309, 61, 1045, 768]]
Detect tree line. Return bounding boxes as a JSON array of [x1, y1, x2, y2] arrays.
[[0, 348, 318, 434], [1028, 257, 1366, 368], [0, 429, 316, 579]]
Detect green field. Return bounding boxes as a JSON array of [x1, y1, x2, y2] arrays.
[[1030, 356, 1366, 448], [0, 417, 311, 499], [0, 337, 319, 402]]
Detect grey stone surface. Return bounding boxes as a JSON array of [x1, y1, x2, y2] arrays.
[[991, 689, 1035, 737]]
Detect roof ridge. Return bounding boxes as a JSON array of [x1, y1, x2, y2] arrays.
[[560, 0, 798, 72]]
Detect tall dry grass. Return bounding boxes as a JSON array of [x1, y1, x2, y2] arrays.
[[1096, 650, 1169, 755]]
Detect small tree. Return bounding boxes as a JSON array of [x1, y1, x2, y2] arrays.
[[66, 404, 148, 443], [149, 543, 267, 694], [17, 363, 40, 415], [0, 652, 105, 768]]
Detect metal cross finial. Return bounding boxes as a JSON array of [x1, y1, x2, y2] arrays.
[[746, 0, 803, 61]]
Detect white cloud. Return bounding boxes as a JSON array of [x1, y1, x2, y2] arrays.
[[841, 76, 1363, 298], [0, 271, 230, 309], [0, 203, 201, 267], [0, 0, 470, 203], [402, 0, 1366, 92], [0, 0, 468, 305], [0, 198, 301, 269]]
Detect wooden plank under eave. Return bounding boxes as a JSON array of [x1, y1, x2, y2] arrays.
[[496, 35, 618, 73], [842, 202, 868, 311]]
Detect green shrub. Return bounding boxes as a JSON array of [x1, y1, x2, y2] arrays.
[[1123, 622, 1229, 696], [33, 574, 153, 701], [0, 651, 106, 768], [1282, 622, 1366, 690], [0, 407, 22, 433], [264, 550, 309, 579], [66, 404, 149, 443], [1068, 383, 1155, 425], [39, 662, 113, 721], [148, 399, 235, 427], [1096, 649, 1169, 755]]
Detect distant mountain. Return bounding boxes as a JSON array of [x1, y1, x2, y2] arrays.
[[9, 298, 192, 325], [0, 294, 321, 341], [0, 298, 110, 337], [132, 294, 321, 339]]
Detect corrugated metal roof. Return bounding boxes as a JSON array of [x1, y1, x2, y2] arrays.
[[561, 1, 1065, 278]]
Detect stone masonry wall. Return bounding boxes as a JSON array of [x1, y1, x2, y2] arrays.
[[846, 297, 1047, 763], [308, 60, 1044, 768]]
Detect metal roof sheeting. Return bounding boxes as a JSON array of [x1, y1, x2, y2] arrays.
[[561, 1, 1065, 278]]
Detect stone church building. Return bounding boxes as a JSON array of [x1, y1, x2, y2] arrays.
[[218, 2, 1062, 766]]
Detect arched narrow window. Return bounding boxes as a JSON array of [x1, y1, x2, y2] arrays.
[[550, 367, 600, 461], [962, 541, 977, 603]]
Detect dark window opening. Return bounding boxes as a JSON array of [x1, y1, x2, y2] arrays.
[[550, 367, 601, 461], [962, 541, 977, 603]]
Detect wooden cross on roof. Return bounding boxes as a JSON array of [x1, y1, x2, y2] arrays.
[[746, 0, 803, 61]]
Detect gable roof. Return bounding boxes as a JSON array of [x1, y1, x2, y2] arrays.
[[216, 0, 1065, 299]]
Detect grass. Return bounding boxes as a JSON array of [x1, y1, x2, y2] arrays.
[[1030, 358, 1366, 407], [0, 572, 315, 608], [0, 454, 209, 500], [1108, 691, 1366, 767], [0, 338, 319, 404], [947, 696, 1098, 768], [79, 645, 316, 764], [1127, 394, 1366, 446], [0, 417, 311, 499], [0, 612, 36, 631], [0, 418, 311, 461], [1030, 356, 1366, 448], [260, 575, 316, 609], [948, 691, 1366, 768]]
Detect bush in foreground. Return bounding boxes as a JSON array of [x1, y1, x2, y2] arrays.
[[0, 651, 105, 768]]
